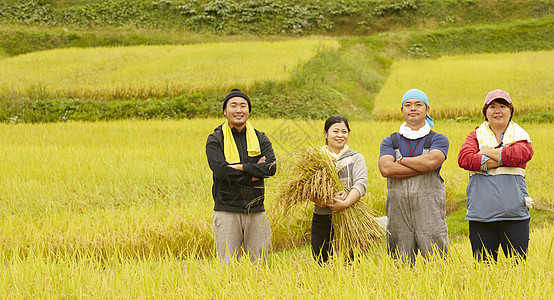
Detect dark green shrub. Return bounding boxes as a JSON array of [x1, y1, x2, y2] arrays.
[[0, 95, 222, 123], [1, 0, 551, 36]]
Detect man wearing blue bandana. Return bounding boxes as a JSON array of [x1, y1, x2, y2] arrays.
[[378, 88, 449, 264]]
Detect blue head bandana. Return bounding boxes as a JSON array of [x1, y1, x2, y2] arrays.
[[401, 88, 434, 127]]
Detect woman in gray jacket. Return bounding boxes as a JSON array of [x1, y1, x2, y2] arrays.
[[312, 115, 368, 263]]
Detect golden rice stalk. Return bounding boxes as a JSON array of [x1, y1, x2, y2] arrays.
[[331, 200, 384, 259], [276, 147, 343, 210], [275, 147, 384, 258]]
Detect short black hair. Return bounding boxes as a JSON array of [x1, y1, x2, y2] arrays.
[[324, 115, 350, 145], [324, 115, 350, 132]]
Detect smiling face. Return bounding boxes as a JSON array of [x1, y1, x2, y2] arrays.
[[401, 98, 429, 129], [324, 122, 349, 153], [485, 99, 512, 129], [224, 97, 250, 130]]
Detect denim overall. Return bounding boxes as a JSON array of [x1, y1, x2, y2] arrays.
[[386, 132, 449, 264]]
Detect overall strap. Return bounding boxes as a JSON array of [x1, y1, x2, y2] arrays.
[[390, 132, 400, 149], [390, 131, 436, 158], [422, 130, 436, 154], [389, 132, 402, 161]]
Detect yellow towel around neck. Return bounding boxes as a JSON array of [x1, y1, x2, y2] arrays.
[[476, 121, 531, 150], [223, 121, 261, 164]]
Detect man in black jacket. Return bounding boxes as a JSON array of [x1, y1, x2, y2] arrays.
[[206, 88, 277, 265]]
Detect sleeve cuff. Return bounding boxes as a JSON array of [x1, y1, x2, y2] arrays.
[[481, 155, 491, 164], [351, 185, 367, 198], [480, 155, 489, 173], [242, 163, 253, 176]]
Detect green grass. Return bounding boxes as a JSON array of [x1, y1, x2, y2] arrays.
[[0, 24, 229, 58], [1, 0, 551, 37], [373, 50, 554, 120], [408, 16, 554, 58]]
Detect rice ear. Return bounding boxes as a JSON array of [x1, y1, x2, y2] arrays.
[[274, 146, 384, 259]]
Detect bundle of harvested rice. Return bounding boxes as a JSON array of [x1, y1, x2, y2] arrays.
[[277, 147, 342, 209], [276, 146, 383, 258], [331, 200, 384, 258]]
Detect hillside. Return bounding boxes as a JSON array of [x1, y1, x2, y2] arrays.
[[1, 0, 552, 40], [0, 1, 552, 122]]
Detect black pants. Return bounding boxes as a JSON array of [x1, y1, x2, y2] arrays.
[[468, 219, 530, 262], [311, 214, 333, 264]]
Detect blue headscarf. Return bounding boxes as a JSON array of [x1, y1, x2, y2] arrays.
[[401, 88, 434, 127]]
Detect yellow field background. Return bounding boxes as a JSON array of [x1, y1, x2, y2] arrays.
[[374, 50, 554, 120], [1, 225, 553, 298], [0, 39, 338, 100], [0, 40, 552, 297], [0, 119, 551, 259], [0, 119, 552, 297]]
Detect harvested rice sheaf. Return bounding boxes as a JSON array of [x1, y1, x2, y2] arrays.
[[276, 147, 384, 258], [331, 201, 384, 257]]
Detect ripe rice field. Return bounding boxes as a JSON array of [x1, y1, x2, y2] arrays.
[[1, 227, 553, 298], [0, 119, 552, 297], [374, 50, 554, 120], [0, 38, 338, 100], [0, 39, 552, 296]]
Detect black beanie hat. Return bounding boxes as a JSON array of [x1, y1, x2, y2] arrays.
[[223, 88, 251, 112]]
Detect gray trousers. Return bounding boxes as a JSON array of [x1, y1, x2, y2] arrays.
[[213, 211, 271, 266], [386, 171, 449, 264]]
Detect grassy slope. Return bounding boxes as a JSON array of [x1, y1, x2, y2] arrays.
[[0, 1, 552, 122], [326, 16, 554, 119], [0, 16, 551, 122], [1, 0, 551, 40]]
